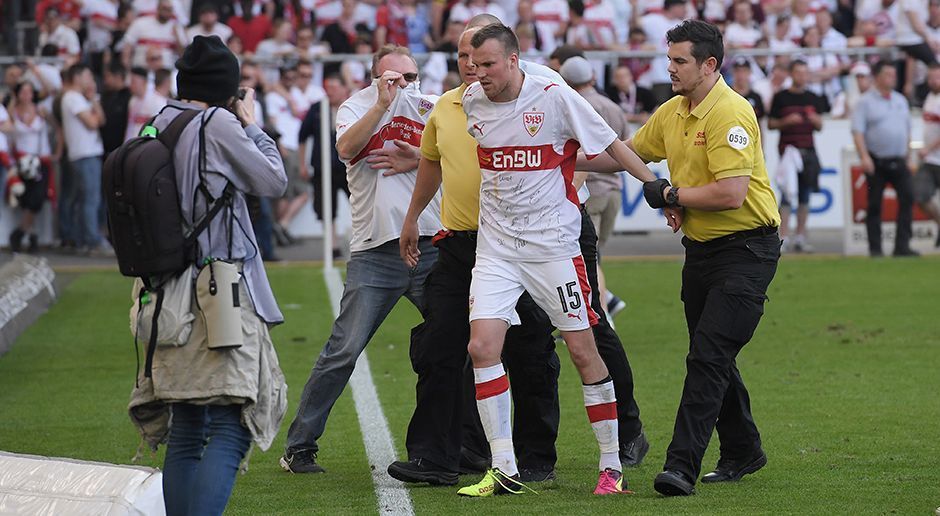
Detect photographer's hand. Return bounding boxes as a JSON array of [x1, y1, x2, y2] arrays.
[[235, 88, 256, 128]]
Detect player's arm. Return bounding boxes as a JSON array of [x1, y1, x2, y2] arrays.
[[576, 138, 646, 172], [400, 156, 443, 267], [335, 72, 407, 161], [604, 138, 657, 182]]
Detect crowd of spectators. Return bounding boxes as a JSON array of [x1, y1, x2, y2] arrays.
[[1, 0, 938, 255]]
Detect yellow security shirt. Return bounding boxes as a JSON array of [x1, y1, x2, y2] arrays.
[[420, 83, 481, 231], [631, 77, 780, 242]]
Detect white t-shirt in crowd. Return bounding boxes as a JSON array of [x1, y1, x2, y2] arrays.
[[39, 24, 81, 57], [61, 90, 104, 161], [185, 22, 233, 43], [923, 91, 940, 166], [307, 0, 376, 36], [291, 84, 325, 114], [724, 22, 763, 48], [786, 12, 817, 41], [462, 73, 616, 261], [122, 16, 186, 68], [639, 13, 679, 86], [125, 90, 167, 142], [578, 0, 617, 48], [532, 0, 569, 54], [132, 0, 189, 25], [449, 2, 507, 25], [82, 0, 119, 52], [265, 91, 301, 151], [11, 111, 52, 157], [894, 0, 928, 45], [335, 81, 442, 252], [255, 39, 296, 85]]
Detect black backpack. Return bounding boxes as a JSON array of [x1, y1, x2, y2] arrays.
[[103, 107, 232, 279]]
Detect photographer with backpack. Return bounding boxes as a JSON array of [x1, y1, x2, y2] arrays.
[[119, 36, 288, 516]]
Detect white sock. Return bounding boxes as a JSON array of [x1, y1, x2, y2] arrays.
[[474, 363, 517, 476], [583, 379, 620, 472]]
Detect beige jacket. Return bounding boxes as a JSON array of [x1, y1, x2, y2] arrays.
[[128, 281, 287, 451]]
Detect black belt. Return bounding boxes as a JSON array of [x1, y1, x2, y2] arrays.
[[451, 230, 478, 240], [691, 226, 778, 248]]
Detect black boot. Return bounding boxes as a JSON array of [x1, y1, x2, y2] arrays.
[[9, 229, 24, 253]]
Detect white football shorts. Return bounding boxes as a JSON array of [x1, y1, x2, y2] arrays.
[[469, 254, 599, 331]]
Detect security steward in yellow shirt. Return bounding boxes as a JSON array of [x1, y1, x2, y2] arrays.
[[582, 20, 781, 497], [385, 14, 650, 485]]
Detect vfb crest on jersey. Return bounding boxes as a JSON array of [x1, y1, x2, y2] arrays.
[[418, 98, 434, 116], [523, 111, 544, 137]]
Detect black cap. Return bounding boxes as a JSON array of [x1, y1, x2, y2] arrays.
[[175, 36, 239, 103]]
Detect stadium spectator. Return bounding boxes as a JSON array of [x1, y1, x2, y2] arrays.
[[731, 58, 766, 124], [586, 19, 780, 497], [61, 64, 107, 254], [514, 0, 543, 51], [845, 61, 873, 114], [264, 66, 305, 246], [125, 67, 166, 142], [531, 0, 569, 53], [132, 0, 189, 25], [914, 63, 940, 246], [121, 0, 187, 69], [35, 0, 83, 31], [81, 0, 119, 57], [280, 45, 441, 475], [547, 43, 583, 71], [256, 20, 297, 85], [724, 0, 763, 49], [569, 0, 617, 50], [895, 0, 940, 66], [769, 60, 826, 252], [131, 36, 288, 516], [852, 60, 918, 256], [312, 0, 377, 39], [185, 3, 233, 43], [787, 0, 817, 41], [816, 8, 848, 50], [606, 65, 657, 124], [227, 0, 273, 54], [693, 0, 729, 24], [2, 65, 25, 105], [38, 8, 81, 64], [291, 59, 325, 109], [5, 82, 53, 253], [799, 26, 844, 111], [298, 73, 350, 259], [23, 53, 62, 110], [449, 0, 507, 26], [768, 15, 799, 68], [635, 0, 689, 104], [375, 0, 433, 52], [319, 0, 374, 76], [622, 27, 655, 89], [99, 63, 131, 155]]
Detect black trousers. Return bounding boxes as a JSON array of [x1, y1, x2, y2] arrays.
[[866, 156, 915, 254], [664, 230, 780, 481], [406, 232, 561, 472]]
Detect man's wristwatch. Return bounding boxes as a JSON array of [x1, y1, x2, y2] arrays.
[[665, 186, 680, 207]]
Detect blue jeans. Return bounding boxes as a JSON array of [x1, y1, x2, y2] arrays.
[[58, 160, 76, 245], [285, 237, 437, 454], [163, 403, 252, 516], [68, 156, 103, 247]]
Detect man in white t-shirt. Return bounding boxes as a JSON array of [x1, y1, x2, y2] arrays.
[[895, 0, 940, 65], [61, 64, 107, 252], [264, 66, 307, 245], [185, 3, 233, 43], [455, 23, 663, 498], [125, 67, 167, 141], [121, 0, 186, 69], [290, 59, 325, 113], [724, 0, 763, 49], [81, 0, 119, 53], [915, 64, 940, 246], [38, 8, 81, 62], [279, 45, 442, 475], [636, 0, 686, 104], [532, 0, 569, 53]]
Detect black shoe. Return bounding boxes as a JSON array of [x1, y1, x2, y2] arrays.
[[518, 467, 556, 482], [387, 458, 459, 486], [279, 450, 326, 473], [8, 229, 24, 253], [892, 247, 920, 257], [701, 450, 767, 483], [870, 249, 884, 257], [459, 446, 490, 474], [653, 470, 695, 496], [620, 431, 650, 468]]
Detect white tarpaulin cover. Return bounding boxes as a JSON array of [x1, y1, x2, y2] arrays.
[[0, 451, 164, 515]]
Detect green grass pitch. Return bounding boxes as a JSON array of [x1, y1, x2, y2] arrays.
[[0, 256, 938, 515]]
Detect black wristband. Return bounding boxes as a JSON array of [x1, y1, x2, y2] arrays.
[[643, 178, 671, 209]]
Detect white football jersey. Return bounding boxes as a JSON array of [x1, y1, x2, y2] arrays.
[[336, 81, 442, 252], [462, 73, 616, 262]]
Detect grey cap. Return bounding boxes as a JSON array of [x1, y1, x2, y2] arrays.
[[559, 56, 594, 86]]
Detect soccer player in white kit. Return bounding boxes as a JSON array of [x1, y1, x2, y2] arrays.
[[456, 23, 666, 497]]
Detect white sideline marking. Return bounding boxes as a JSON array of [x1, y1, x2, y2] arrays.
[[323, 268, 415, 516]]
